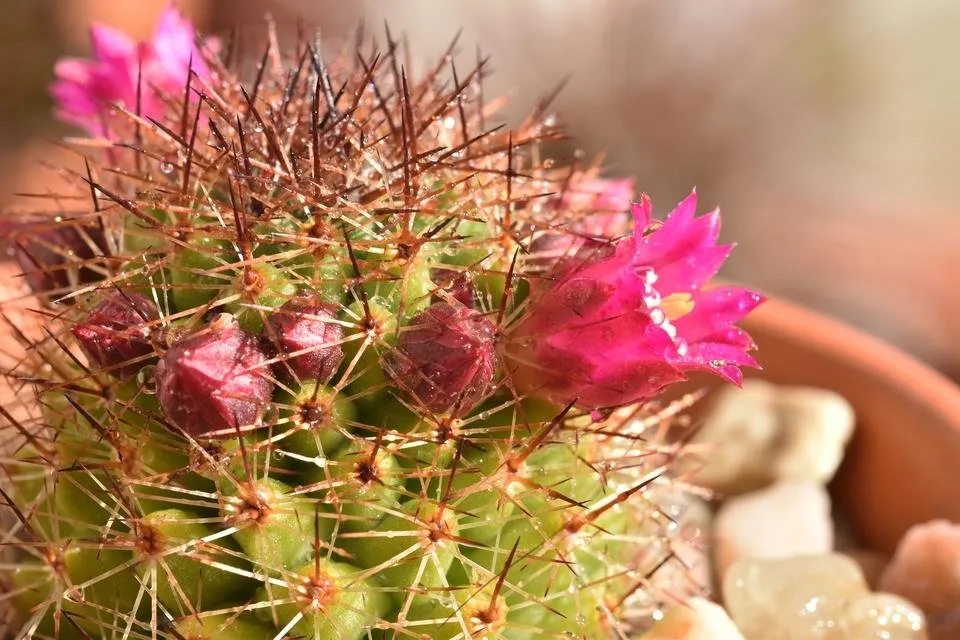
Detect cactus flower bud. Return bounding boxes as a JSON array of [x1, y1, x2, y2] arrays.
[[156, 316, 273, 438], [382, 302, 498, 415], [266, 296, 344, 381], [71, 291, 158, 376], [1, 215, 109, 296], [509, 190, 764, 410]]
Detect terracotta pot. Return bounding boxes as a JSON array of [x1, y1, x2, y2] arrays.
[[734, 296, 960, 554]]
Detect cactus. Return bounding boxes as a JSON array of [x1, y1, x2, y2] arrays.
[[0, 8, 763, 640]]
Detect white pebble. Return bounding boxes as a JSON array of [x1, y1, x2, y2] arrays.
[[714, 481, 834, 580], [688, 380, 854, 495]]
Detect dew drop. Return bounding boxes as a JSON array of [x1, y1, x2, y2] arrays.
[[159, 161, 176, 176], [443, 116, 456, 130], [675, 338, 689, 357], [649, 308, 665, 324], [273, 449, 286, 460], [313, 456, 327, 468], [252, 122, 264, 133]]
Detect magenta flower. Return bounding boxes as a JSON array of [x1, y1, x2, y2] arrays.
[[50, 5, 214, 135], [509, 189, 764, 410]]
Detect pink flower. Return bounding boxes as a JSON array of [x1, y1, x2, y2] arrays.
[[50, 5, 214, 135], [509, 189, 764, 410]]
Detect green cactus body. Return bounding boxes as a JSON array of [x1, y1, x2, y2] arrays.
[[0, 17, 708, 640]]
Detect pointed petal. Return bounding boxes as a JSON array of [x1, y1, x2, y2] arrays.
[[90, 24, 136, 62], [675, 286, 766, 343]]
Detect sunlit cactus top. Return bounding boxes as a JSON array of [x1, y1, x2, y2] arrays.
[[0, 5, 763, 640]]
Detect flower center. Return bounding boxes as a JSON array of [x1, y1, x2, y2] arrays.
[[660, 292, 695, 321]]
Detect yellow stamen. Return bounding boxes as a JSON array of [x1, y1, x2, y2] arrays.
[[661, 292, 695, 320]]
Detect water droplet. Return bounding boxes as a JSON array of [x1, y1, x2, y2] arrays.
[[313, 456, 327, 468], [544, 114, 558, 127], [273, 450, 286, 460], [651, 609, 665, 621], [252, 122, 264, 133], [159, 161, 176, 176], [443, 116, 456, 130], [710, 359, 727, 368], [649, 308, 665, 324], [675, 338, 689, 357]]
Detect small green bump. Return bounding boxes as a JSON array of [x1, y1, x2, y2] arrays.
[[174, 613, 274, 640], [253, 557, 389, 639], [64, 546, 142, 615], [337, 498, 458, 607], [362, 254, 434, 316], [224, 477, 325, 572], [442, 219, 491, 267], [305, 440, 403, 531], [136, 508, 252, 610], [227, 261, 298, 333], [274, 381, 354, 460], [341, 297, 397, 395], [169, 235, 235, 312], [408, 579, 508, 640]]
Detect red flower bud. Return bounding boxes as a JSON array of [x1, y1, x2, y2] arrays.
[[157, 317, 274, 438], [71, 291, 159, 376], [266, 296, 344, 381], [2, 215, 109, 297], [382, 302, 498, 416]]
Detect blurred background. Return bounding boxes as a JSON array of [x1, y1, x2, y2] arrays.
[[3, 0, 960, 375]]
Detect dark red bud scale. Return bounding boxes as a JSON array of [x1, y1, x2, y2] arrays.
[[382, 301, 498, 416], [156, 315, 274, 438], [266, 296, 344, 381], [71, 291, 159, 377]]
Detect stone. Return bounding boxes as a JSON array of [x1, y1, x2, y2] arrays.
[[840, 592, 928, 639], [688, 380, 855, 495], [879, 520, 960, 618], [723, 554, 869, 640], [645, 597, 746, 639], [714, 481, 833, 580]]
